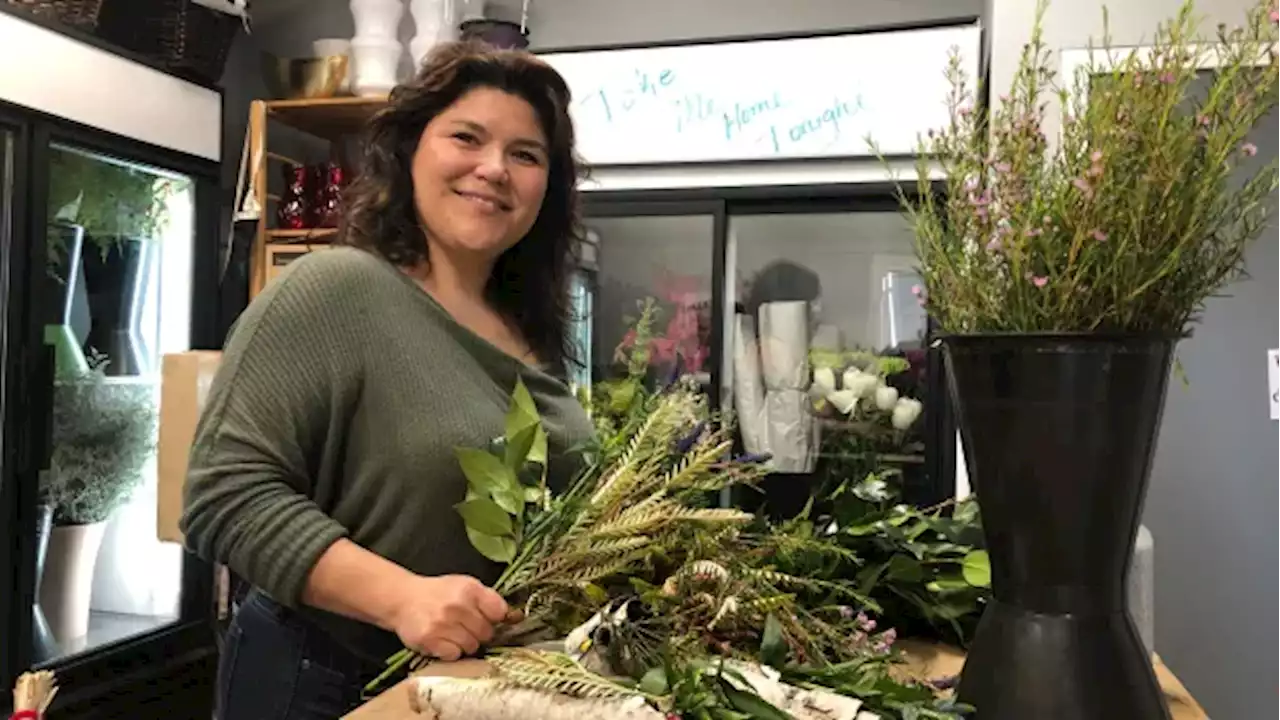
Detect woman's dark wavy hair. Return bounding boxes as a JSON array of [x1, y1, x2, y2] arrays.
[[337, 40, 586, 371]]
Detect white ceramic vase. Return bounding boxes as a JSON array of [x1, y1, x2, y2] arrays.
[[409, 0, 456, 67], [351, 37, 404, 97], [349, 0, 404, 40], [40, 521, 108, 650]]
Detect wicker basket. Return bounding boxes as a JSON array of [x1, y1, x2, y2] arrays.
[[97, 0, 242, 85], [6, 0, 103, 31]]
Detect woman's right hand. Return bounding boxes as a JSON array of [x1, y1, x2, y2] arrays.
[[389, 574, 510, 661]]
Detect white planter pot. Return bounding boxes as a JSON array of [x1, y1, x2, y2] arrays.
[[40, 521, 108, 649], [350, 0, 404, 40], [409, 0, 455, 67], [351, 38, 404, 97]]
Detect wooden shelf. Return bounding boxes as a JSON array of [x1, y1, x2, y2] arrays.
[[267, 228, 339, 242], [247, 96, 385, 298], [265, 96, 389, 141]]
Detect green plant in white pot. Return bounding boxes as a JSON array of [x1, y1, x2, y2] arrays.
[[39, 353, 157, 647], [886, 1, 1277, 718]]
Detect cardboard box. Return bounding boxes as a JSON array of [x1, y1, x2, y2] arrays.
[[156, 351, 222, 544]]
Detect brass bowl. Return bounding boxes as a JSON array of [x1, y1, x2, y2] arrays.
[[261, 54, 349, 100]]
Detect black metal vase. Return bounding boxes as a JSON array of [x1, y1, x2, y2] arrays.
[[944, 334, 1173, 720], [81, 235, 150, 375]]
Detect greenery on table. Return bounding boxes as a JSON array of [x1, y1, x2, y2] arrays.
[[806, 473, 988, 648], [372, 306, 994, 719], [892, 0, 1278, 336]]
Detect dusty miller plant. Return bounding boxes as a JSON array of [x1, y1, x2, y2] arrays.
[[895, 0, 1278, 335], [44, 354, 158, 526]]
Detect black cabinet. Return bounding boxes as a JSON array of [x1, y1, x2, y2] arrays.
[[582, 186, 956, 511], [0, 100, 221, 718]]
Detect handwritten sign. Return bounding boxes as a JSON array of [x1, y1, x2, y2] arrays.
[[538, 25, 980, 166]]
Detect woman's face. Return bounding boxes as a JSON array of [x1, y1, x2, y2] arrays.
[[412, 86, 551, 262]]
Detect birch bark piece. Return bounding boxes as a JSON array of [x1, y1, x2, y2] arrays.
[[721, 661, 873, 720]]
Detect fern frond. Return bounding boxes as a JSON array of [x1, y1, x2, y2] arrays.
[[665, 439, 734, 491], [677, 560, 731, 586], [589, 412, 660, 505], [528, 546, 653, 590], [740, 593, 797, 616], [489, 649, 642, 700], [589, 499, 684, 538], [677, 508, 755, 526], [574, 535, 652, 559], [522, 589, 558, 620], [552, 548, 652, 585], [751, 532, 861, 565], [743, 568, 874, 605]]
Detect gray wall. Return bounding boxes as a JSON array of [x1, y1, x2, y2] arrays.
[[1144, 105, 1278, 720]]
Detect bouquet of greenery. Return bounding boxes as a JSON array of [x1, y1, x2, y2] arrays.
[[898, 0, 1278, 335], [374, 313, 977, 719], [388, 379, 968, 719]]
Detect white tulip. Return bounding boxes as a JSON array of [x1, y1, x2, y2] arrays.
[[841, 367, 861, 390], [891, 398, 924, 429], [811, 366, 837, 397], [827, 390, 859, 415], [843, 369, 879, 399], [874, 384, 899, 411]]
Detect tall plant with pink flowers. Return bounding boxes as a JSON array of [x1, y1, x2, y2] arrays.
[[882, 2, 1278, 719], [903, 0, 1277, 335]]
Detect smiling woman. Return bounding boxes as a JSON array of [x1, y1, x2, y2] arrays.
[[339, 41, 585, 369], [179, 40, 595, 719]]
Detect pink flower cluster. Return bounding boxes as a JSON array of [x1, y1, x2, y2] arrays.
[[616, 274, 711, 373]]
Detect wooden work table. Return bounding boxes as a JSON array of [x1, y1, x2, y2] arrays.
[[345, 642, 1207, 719]]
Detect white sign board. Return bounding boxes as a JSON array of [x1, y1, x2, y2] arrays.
[[539, 25, 980, 167]]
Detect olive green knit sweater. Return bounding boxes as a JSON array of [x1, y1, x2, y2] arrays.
[[180, 246, 594, 660]]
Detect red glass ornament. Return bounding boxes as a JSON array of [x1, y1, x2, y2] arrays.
[[277, 164, 312, 230], [314, 162, 346, 229]]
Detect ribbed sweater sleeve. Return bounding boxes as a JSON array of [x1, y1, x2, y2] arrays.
[[179, 253, 358, 608]]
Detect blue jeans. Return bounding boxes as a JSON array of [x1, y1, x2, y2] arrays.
[[217, 590, 382, 719]]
